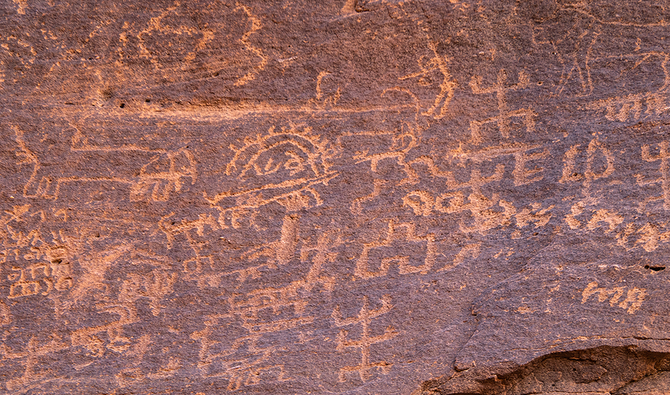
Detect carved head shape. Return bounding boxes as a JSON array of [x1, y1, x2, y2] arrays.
[[211, 127, 336, 211]]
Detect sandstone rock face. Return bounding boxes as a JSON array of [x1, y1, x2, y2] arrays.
[[1, 0, 670, 394]]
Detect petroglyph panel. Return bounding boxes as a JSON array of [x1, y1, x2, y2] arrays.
[[2, 0, 670, 394]]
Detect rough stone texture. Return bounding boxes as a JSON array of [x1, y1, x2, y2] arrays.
[[1, 0, 670, 394]]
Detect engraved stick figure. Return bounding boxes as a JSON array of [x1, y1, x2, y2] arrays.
[[332, 295, 398, 383], [469, 69, 536, 143]]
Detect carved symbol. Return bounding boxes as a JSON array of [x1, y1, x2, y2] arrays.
[[437, 164, 516, 235], [14, 126, 196, 202], [129, 148, 197, 202], [559, 138, 615, 197], [158, 212, 218, 281], [70, 305, 137, 356], [347, 127, 420, 184], [615, 221, 670, 253], [120, 270, 177, 316], [2, 334, 68, 392], [307, 71, 342, 111], [439, 243, 480, 272], [515, 203, 554, 229], [189, 232, 340, 389], [583, 52, 669, 122], [469, 69, 536, 144], [7, 260, 72, 299], [332, 295, 398, 383], [637, 142, 670, 212], [231, 230, 338, 324], [400, 41, 457, 119], [136, 0, 216, 67], [581, 281, 646, 314], [191, 314, 288, 391], [206, 126, 337, 231], [233, 3, 267, 87], [355, 220, 435, 279], [565, 202, 623, 235]]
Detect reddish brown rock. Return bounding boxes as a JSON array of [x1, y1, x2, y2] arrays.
[[1, 0, 670, 394]]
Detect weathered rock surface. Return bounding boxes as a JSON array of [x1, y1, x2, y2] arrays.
[[1, 0, 670, 393]]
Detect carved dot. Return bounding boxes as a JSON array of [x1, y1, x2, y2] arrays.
[[119, 103, 125, 108], [145, 98, 151, 103]]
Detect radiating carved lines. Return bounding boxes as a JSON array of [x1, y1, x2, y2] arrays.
[[205, 126, 337, 213]]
